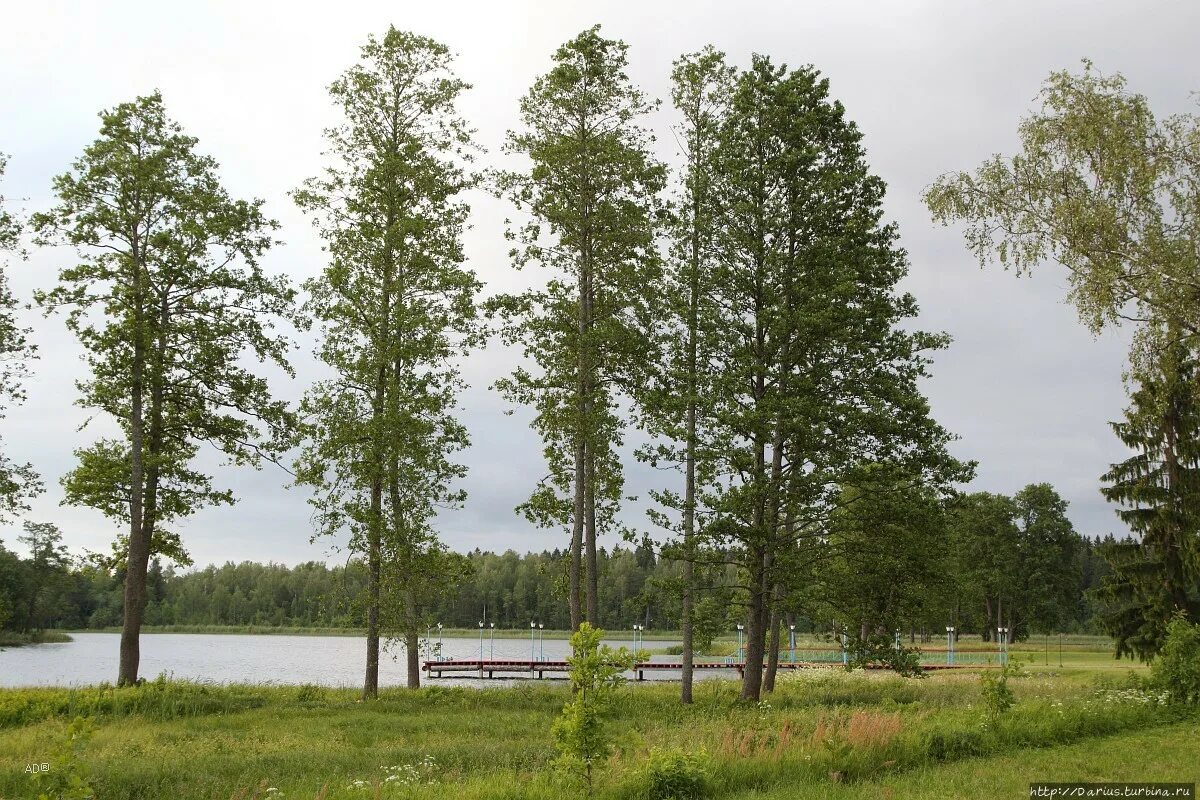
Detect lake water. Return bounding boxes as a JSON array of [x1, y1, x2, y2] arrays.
[[0, 632, 694, 688]]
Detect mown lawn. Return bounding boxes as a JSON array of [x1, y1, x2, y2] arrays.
[[1, 664, 1193, 800]]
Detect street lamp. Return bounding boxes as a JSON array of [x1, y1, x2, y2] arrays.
[[489, 622, 495, 659], [530, 621, 536, 663], [437, 622, 443, 661], [478, 620, 484, 663], [538, 623, 545, 661], [997, 627, 1009, 666], [736, 624, 744, 662], [789, 624, 796, 663], [946, 626, 955, 665]]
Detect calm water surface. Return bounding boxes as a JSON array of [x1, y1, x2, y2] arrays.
[[0, 632, 690, 688]]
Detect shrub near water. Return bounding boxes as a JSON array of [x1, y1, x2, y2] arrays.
[[0, 677, 271, 728]]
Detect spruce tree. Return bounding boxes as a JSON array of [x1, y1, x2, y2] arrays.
[[1098, 337, 1200, 660]]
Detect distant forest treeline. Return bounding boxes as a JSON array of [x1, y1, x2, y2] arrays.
[[2, 530, 1124, 638]]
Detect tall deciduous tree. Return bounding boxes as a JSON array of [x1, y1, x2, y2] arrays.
[[1098, 336, 1200, 660], [0, 154, 40, 517], [1014, 483, 1081, 636], [17, 521, 69, 632], [923, 61, 1200, 380], [822, 467, 950, 644], [947, 492, 1021, 640], [701, 57, 964, 700], [489, 26, 666, 629], [293, 29, 480, 697], [32, 94, 296, 685], [636, 46, 733, 705]]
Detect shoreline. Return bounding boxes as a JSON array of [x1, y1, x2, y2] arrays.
[[0, 631, 73, 647]]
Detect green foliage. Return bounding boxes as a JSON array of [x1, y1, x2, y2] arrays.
[[0, 678, 273, 729], [639, 747, 710, 800], [31, 91, 296, 682], [924, 60, 1200, 373], [32, 716, 95, 800], [0, 153, 41, 519], [1097, 341, 1200, 660], [292, 28, 481, 693], [844, 633, 925, 678], [551, 623, 635, 795], [823, 467, 951, 644], [488, 25, 667, 625], [979, 660, 1023, 722], [1151, 613, 1200, 705], [659, 48, 968, 700]]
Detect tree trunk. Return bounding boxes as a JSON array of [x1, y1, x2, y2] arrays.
[[364, 512, 381, 699], [405, 618, 420, 690], [764, 601, 781, 693], [585, 454, 599, 626], [363, 333, 388, 699], [118, 251, 149, 687], [741, 545, 768, 701], [570, 437, 584, 630]]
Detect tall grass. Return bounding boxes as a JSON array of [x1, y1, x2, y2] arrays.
[[0, 670, 1190, 800]]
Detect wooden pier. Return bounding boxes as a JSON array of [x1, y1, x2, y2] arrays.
[[422, 659, 977, 680]]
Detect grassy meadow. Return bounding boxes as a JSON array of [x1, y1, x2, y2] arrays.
[[2, 636, 1197, 800]]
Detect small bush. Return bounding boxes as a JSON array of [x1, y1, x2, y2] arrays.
[[1151, 613, 1200, 705], [552, 623, 635, 796], [640, 747, 710, 800], [32, 716, 95, 800], [979, 660, 1022, 721]]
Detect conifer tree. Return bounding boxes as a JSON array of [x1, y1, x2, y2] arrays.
[[1098, 336, 1200, 660]]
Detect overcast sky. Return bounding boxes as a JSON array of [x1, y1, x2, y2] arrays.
[[1, 0, 1196, 567]]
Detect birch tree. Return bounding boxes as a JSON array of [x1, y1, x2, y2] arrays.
[[293, 28, 480, 697], [0, 154, 40, 518], [924, 61, 1200, 380]]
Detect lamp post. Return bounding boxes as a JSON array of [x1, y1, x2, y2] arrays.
[[736, 624, 744, 662], [841, 631, 848, 666], [946, 626, 955, 665], [530, 621, 536, 663], [997, 626, 1009, 666], [478, 620, 484, 663], [538, 623, 545, 661], [789, 624, 796, 664], [437, 622, 443, 661], [489, 622, 495, 659]]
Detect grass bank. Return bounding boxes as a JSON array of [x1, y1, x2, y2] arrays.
[[2, 662, 1191, 800], [0, 630, 72, 647]]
